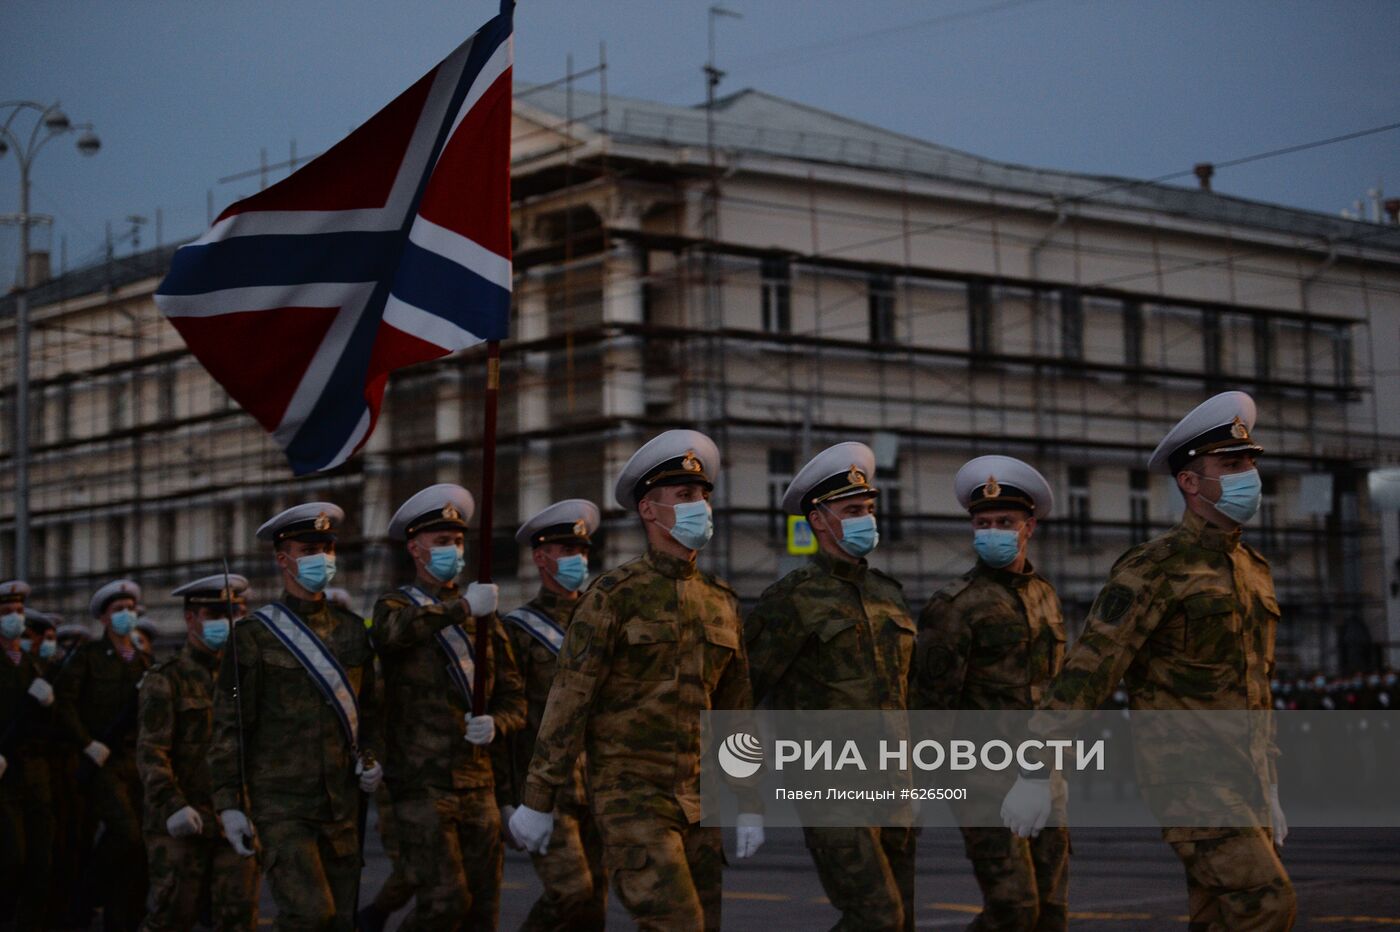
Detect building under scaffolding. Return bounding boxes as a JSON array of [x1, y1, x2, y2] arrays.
[[3, 77, 1400, 672]]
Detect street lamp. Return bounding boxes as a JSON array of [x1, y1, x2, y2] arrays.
[[1, 100, 101, 581]]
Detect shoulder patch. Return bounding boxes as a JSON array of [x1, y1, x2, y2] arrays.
[[1089, 583, 1137, 626]]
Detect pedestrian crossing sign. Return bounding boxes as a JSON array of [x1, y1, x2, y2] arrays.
[[787, 516, 818, 555]]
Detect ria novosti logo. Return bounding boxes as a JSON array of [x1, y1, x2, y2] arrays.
[[717, 732, 764, 779]]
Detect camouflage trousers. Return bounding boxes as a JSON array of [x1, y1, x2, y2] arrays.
[[958, 827, 1069, 932], [595, 802, 723, 932], [802, 826, 917, 932], [0, 795, 54, 931], [140, 830, 260, 931], [91, 753, 149, 932], [369, 785, 414, 916], [1165, 827, 1295, 931], [258, 816, 361, 932], [395, 786, 502, 932], [521, 801, 607, 932]]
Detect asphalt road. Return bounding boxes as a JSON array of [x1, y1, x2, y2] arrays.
[[319, 819, 1400, 930]]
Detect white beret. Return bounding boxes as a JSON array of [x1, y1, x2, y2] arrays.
[[614, 429, 720, 511], [516, 499, 601, 546], [782, 442, 878, 516], [1147, 391, 1264, 475], [955, 455, 1054, 517], [388, 484, 475, 540]]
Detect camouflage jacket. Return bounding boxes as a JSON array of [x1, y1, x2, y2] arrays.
[[209, 593, 381, 823], [520, 548, 753, 822], [136, 641, 223, 836], [0, 649, 46, 801], [745, 549, 916, 711], [55, 635, 152, 756], [1030, 510, 1280, 790], [494, 587, 588, 809], [913, 560, 1066, 711], [373, 578, 526, 799]]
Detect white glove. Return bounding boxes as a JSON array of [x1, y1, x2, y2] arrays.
[[219, 809, 257, 857], [83, 740, 111, 768], [465, 582, 499, 618], [1269, 784, 1288, 848], [464, 713, 496, 746], [509, 804, 554, 855], [735, 812, 765, 859], [0, 754, 7, 780], [26, 677, 54, 707], [1001, 774, 1053, 838], [499, 805, 523, 851], [356, 758, 384, 793], [166, 805, 204, 838]]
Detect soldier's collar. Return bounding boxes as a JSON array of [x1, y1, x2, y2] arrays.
[[814, 547, 867, 583], [1181, 509, 1241, 552], [646, 548, 698, 580], [415, 578, 458, 600], [978, 559, 1034, 588], [281, 591, 330, 615]]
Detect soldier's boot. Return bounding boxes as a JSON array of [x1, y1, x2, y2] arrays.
[[357, 903, 390, 932]]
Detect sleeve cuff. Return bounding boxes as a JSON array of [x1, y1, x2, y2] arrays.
[[520, 779, 557, 813]]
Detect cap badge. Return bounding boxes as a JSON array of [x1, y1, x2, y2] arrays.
[[1230, 416, 1249, 440], [313, 512, 332, 531], [985, 475, 1001, 498], [442, 503, 461, 522], [573, 519, 589, 537], [847, 465, 867, 486], [682, 450, 702, 473]]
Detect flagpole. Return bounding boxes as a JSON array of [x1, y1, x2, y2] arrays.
[[472, 340, 501, 716]]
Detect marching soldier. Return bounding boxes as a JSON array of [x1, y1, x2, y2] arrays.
[[509, 429, 765, 932], [55, 578, 151, 932], [1002, 391, 1295, 930], [209, 503, 384, 932], [1, 581, 58, 932], [498, 499, 608, 931], [137, 573, 260, 932], [745, 442, 917, 932], [370, 484, 526, 931], [914, 456, 1069, 932]]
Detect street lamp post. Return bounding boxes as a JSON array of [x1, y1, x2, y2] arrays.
[[1, 101, 100, 580]]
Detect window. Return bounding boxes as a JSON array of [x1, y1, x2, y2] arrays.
[[1254, 316, 1274, 383], [57, 523, 72, 579], [1332, 325, 1353, 395], [56, 383, 72, 443], [767, 449, 795, 541], [1129, 469, 1151, 543], [159, 511, 177, 566], [878, 464, 903, 542], [159, 365, 177, 421], [217, 504, 237, 560], [1123, 300, 1144, 373], [108, 377, 128, 433], [760, 257, 791, 334], [1260, 474, 1280, 554], [1202, 310, 1223, 385], [1060, 289, 1084, 361], [30, 528, 47, 582], [868, 273, 896, 344], [1067, 466, 1091, 549], [107, 517, 125, 572], [968, 281, 994, 355]]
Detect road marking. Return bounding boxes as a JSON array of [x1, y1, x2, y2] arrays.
[[926, 902, 981, 914], [725, 891, 793, 901], [1067, 912, 1154, 921], [1317, 918, 1400, 926]]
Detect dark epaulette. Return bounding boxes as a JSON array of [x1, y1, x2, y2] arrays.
[[591, 555, 647, 593], [869, 566, 904, 589], [1239, 540, 1271, 568], [1115, 532, 1178, 571], [932, 569, 976, 603], [701, 571, 739, 599]]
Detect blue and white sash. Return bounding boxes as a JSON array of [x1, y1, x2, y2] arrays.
[[504, 606, 567, 655], [254, 602, 360, 751], [399, 585, 476, 702]]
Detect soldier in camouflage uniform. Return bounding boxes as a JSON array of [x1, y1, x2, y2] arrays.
[[372, 483, 526, 931], [1003, 392, 1295, 931], [913, 456, 1069, 932], [55, 578, 152, 932], [746, 442, 916, 932], [137, 573, 260, 932], [497, 499, 608, 931], [509, 430, 765, 932], [209, 503, 384, 932], [0, 581, 58, 932]]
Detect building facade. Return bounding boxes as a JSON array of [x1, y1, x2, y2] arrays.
[[3, 84, 1400, 671]]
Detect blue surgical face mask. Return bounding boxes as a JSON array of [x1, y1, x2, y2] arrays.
[[109, 608, 137, 636], [201, 618, 230, 651], [18, 637, 32, 653], [552, 553, 589, 592], [664, 500, 714, 551], [0, 612, 25, 640], [1200, 468, 1262, 525], [829, 511, 879, 558], [294, 553, 336, 593], [974, 528, 1022, 568], [38, 639, 56, 660], [426, 545, 466, 583]]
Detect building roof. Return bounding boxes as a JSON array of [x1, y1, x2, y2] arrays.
[[1, 242, 183, 318], [517, 83, 1400, 253]]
